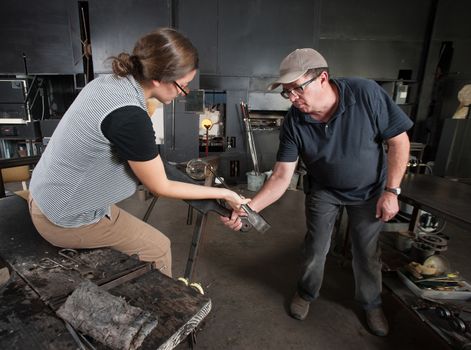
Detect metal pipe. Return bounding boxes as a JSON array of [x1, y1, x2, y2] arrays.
[[240, 102, 260, 174]]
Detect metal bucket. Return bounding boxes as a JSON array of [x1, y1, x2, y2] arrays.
[[246, 171, 266, 192]]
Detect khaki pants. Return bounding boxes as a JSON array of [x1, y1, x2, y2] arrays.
[[28, 196, 172, 277]]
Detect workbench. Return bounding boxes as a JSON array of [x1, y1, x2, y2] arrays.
[[0, 195, 211, 349], [399, 174, 471, 232]]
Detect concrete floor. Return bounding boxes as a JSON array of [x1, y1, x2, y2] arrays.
[[116, 186, 468, 350]]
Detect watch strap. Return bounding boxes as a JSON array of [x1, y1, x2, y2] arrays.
[[384, 187, 401, 195]]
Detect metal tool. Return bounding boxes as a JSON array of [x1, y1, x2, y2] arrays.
[[58, 249, 96, 279], [58, 248, 84, 265], [38, 251, 95, 279], [97, 262, 152, 291], [239, 202, 270, 233], [206, 164, 271, 233], [163, 160, 253, 232], [39, 257, 73, 270], [240, 102, 260, 174]]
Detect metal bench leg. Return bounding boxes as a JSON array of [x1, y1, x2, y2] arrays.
[[184, 212, 208, 281], [143, 196, 159, 223], [184, 211, 209, 349], [187, 205, 193, 225]]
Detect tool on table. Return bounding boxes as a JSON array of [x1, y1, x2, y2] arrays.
[[39, 257, 73, 270], [205, 164, 271, 233], [58, 248, 85, 265], [38, 250, 95, 279], [58, 249, 96, 279]]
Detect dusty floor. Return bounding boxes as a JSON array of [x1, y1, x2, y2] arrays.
[[116, 185, 469, 350]]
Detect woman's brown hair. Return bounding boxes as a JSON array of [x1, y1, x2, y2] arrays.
[[111, 27, 198, 82]]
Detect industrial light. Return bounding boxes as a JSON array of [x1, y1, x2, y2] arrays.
[[201, 119, 213, 157], [201, 118, 212, 129]]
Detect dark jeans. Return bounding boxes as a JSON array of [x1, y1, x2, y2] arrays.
[[298, 189, 384, 310]]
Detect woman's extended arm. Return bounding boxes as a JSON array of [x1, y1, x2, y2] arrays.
[[128, 155, 248, 210]]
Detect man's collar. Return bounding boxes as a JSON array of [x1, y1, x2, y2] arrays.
[[330, 78, 356, 115], [300, 78, 356, 123]]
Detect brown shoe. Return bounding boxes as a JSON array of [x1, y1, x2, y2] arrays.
[[366, 307, 389, 336], [289, 292, 310, 320]]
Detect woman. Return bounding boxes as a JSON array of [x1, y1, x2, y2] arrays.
[[28, 28, 248, 277]]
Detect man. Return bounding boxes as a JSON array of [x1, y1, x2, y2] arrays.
[[222, 48, 412, 336]]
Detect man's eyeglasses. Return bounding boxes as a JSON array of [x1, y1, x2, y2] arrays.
[[280, 76, 317, 99], [173, 81, 188, 96]]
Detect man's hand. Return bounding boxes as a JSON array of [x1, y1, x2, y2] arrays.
[[375, 192, 399, 222], [220, 207, 246, 231], [220, 161, 297, 231]]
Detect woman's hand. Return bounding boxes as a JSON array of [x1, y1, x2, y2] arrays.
[[223, 189, 251, 211]]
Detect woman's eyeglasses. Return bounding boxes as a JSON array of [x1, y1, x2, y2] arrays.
[[280, 76, 317, 99], [173, 81, 188, 96]]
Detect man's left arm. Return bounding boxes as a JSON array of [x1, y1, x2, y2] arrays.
[[376, 132, 410, 222]]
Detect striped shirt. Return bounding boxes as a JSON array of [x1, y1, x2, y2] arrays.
[[30, 75, 147, 227]]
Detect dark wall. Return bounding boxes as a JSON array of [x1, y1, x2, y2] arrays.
[[0, 0, 81, 75], [179, 0, 436, 93], [318, 0, 432, 80], [88, 0, 171, 73], [179, 0, 321, 91]]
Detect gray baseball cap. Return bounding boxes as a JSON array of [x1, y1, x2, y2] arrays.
[[268, 48, 328, 91]]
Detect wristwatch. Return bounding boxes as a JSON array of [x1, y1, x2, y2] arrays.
[[384, 187, 401, 195]]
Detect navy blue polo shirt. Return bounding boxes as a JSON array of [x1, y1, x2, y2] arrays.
[[277, 77, 413, 201]]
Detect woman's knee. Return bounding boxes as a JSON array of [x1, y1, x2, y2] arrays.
[[159, 235, 171, 252], [142, 234, 172, 263]]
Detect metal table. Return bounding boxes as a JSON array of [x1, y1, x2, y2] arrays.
[[399, 174, 471, 232]]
